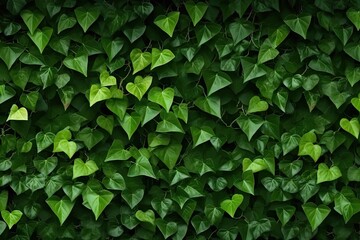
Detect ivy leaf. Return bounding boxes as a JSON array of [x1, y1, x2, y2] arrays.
[[126, 76, 152, 101], [83, 188, 114, 220], [258, 39, 279, 64], [195, 23, 221, 46], [106, 98, 128, 120], [228, 19, 253, 45], [99, 71, 116, 87], [63, 54, 88, 77], [203, 71, 232, 96], [148, 87, 174, 112], [317, 163, 342, 184], [308, 54, 334, 75], [121, 188, 144, 209], [153, 143, 182, 169], [46, 196, 75, 225], [346, 8, 360, 31], [7, 104, 28, 121], [194, 95, 221, 118], [173, 103, 188, 123], [276, 206, 296, 226], [123, 24, 146, 43], [57, 14, 77, 34], [234, 170, 255, 195], [101, 38, 124, 62], [279, 160, 303, 178], [185, 1, 208, 26], [128, 152, 156, 179], [236, 115, 264, 141], [220, 194, 244, 218], [0, 85, 16, 104], [154, 11, 179, 37], [96, 115, 114, 134], [241, 57, 267, 83], [344, 42, 360, 62], [20, 9, 44, 35], [156, 112, 184, 133], [28, 27, 53, 53], [89, 84, 112, 107], [351, 97, 360, 112], [0, 43, 25, 69], [119, 113, 141, 139], [247, 96, 269, 114], [72, 158, 99, 179], [340, 118, 360, 139], [105, 140, 131, 162], [1, 210, 23, 229], [284, 14, 312, 39], [190, 126, 214, 148], [269, 25, 290, 48], [74, 6, 100, 32], [130, 49, 152, 74], [334, 187, 360, 223], [76, 127, 104, 150], [302, 203, 330, 231], [151, 48, 175, 70], [156, 219, 178, 239], [20, 91, 39, 111], [33, 156, 57, 175]]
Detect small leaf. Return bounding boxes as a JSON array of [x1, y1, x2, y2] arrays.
[[276, 206, 296, 226], [195, 23, 221, 46], [154, 11, 179, 37], [57, 14, 77, 34], [156, 219, 178, 239], [236, 115, 264, 141], [135, 209, 155, 225], [101, 38, 124, 62], [302, 203, 330, 231], [203, 71, 232, 96], [220, 194, 244, 218], [7, 104, 28, 121], [151, 48, 175, 70], [0, 43, 25, 69], [1, 210, 23, 229], [194, 95, 221, 118], [100, 71, 117, 87], [72, 158, 99, 179], [247, 96, 269, 114], [96, 115, 114, 134], [46, 196, 75, 225]]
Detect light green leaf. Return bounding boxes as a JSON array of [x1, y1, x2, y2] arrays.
[[302, 203, 330, 231], [269, 25, 290, 48], [119, 112, 141, 139], [154, 11, 179, 37], [236, 115, 264, 141], [0, 43, 25, 69], [346, 8, 360, 31], [89, 84, 112, 107], [46, 196, 75, 225], [284, 14, 312, 39], [298, 142, 322, 162], [135, 209, 155, 225], [130, 48, 152, 74], [185, 1, 207, 26], [121, 188, 144, 209], [74, 6, 100, 32], [20, 9, 44, 35], [27, 27, 53, 53], [35, 132, 55, 153], [194, 95, 221, 118], [83, 188, 114, 220], [0, 85, 16, 104], [195, 23, 221, 46], [317, 163, 342, 184], [173, 103, 188, 123], [57, 14, 77, 34], [203, 71, 232, 96], [126, 76, 152, 101], [63, 54, 88, 77], [220, 194, 244, 218], [105, 140, 131, 162], [72, 158, 99, 179], [340, 118, 360, 139], [247, 96, 269, 114], [148, 87, 174, 112], [151, 48, 175, 70], [7, 104, 28, 121], [99, 71, 116, 87], [1, 210, 23, 229], [102, 173, 126, 190]]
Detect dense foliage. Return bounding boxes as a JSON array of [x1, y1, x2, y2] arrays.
[[1, 0, 360, 239]]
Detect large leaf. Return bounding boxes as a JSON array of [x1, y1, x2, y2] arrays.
[[284, 14, 312, 39], [195, 23, 221, 46], [185, 1, 207, 26], [334, 187, 360, 223], [302, 203, 330, 231], [57, 14, 77, 34], [236, 115, 264, 141], [0, 43, 25, 69], [154, 11, 179, 37], [74, 6, 100, 32], [1, 210, 23, 229], [228, 19, 253, 45], [89, 84, 112, 107], [21, 9, 44, 35], [46, 196, 75, 225], [340, 118, 360, 139], [83, 188, 114, 220], [119, 113, 141, 139], [346, 8, 360, 31], [203, 71, 232, 96], [28, 27, 53, 53]]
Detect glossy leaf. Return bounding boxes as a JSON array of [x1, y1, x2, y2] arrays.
[[74, 6, 100, 32], [72, 158, 99, 179], [302, 203, 330, 231], [1, 210, 23, 229], [46, 196, 75, 225], [154, 11, 179, 37], [185, 1, 207, 26]]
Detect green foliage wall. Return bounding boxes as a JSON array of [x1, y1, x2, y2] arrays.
[[1, 0, 360, 239]]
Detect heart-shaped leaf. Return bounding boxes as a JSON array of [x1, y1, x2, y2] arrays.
[[89, 84, 112, 107], [298, 142, 322, 162], [21, 9, 44, 35], [194, 95, 221, 118], [96, 115, 114, 134], [28, 27, 53, 53], [185, 1, 207, 26], [151, 198, 173, 219], [0, 85, 16, 104], [302, 203, 330, 231], [0, 43, 24, 69], [220, 194, 244, 218], [229, 19, 253, 45], [203, 71, 232, 96], [119, 113, 141, 139], [73, 158, 99, 179], [7, 104, 28, 121], [196, 23, 221, 46], [340, 118, 360, 139], [148, 87, 174, 112], [151, 48, 175, 70], [247, 96, 269, 114], [351, 97, 360, 112], [57, 14, 77, 34], [63, 54, 88, 77], [1, 210, 23, 229], [33, 156, 58, 175], [101, 38, 124, 62], [334, 187, 360, 223], [154, 11, 179, 37], [130, 48, 152, 74], [236, 115, 264, 141], [54, 139, 77, 159], [276, 206, 296, 226], [126, 76, 152, 101], [74, 6, 100, 32], [284, 14, 312, 39], [156, 219, 178, 239], [347, 8, 360, 31], [100, 71, 117, 87], [83, 188, 114, 220], [317, 163, 342, 184], [46, 196, 75, 225], [106, 98, 128, 120], [135, 209, 155, 225]]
